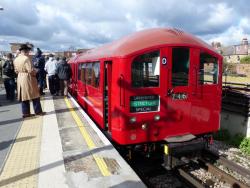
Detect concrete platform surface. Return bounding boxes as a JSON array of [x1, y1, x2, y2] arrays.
[[0, 90, 145, 188], [0, 87, 22, 173]]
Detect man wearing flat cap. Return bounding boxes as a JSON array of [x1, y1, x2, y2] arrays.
[[14, 43, 45, 118]]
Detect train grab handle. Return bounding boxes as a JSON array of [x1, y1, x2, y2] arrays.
[[193, 66, 198, 95], [167, 88, 174, 96], [119, 74, 125, 107]]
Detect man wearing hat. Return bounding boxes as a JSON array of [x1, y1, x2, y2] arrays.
[[14, 43, 45, 118]]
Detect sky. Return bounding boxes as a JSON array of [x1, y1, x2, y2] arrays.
[[0, 0, 250, 52]]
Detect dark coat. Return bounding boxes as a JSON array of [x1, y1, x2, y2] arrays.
[[2, 59, 16, 79], [56, 61, 72, 80], [32, 52, 45, 75]]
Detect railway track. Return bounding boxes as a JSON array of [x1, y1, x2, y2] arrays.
[[123, 148, 250, 188], [175, 149, 250, 188], [175, 160, 249, 188], [202, 149, 250, 180]]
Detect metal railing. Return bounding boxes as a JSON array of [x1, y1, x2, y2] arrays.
[[222, 82, 250, 92]]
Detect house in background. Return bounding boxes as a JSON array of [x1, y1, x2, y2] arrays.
[[212, 38, 250, 76], [9, 42, 89, 58], [9, 42, 23, 53], [219, 38, 249, 64]]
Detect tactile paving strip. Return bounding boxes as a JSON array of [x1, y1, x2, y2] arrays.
[[0, 107, 43, 188]]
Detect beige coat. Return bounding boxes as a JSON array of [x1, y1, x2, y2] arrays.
[[14, 54, 40, 101]]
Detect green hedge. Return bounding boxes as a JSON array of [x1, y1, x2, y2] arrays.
[[240, 56, 250, 64], [240, 138, 250, 155]]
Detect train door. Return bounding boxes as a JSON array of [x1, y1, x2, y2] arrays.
[[161, 47, 192, 138], [104, 61, 112, 131], [73, 63, 78, 95], [190, 49, 222, 133], [77, 63, 86, 103]]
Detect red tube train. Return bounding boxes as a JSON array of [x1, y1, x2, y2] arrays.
[[68, 28, 222, 159]]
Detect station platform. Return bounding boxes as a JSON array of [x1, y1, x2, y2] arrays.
[[0, 87, 145, 188]]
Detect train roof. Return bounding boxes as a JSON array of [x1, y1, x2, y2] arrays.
[[77, 28, 220, 61]]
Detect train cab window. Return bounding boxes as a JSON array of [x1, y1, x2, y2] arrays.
[[132, 50, 160, 88], [91, 62, 100, 88], [199, 53, 218, 85], [86, 63, 92, 85], [172, 48, 190, 87]]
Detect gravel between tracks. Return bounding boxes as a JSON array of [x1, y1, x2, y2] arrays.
[[190, 168, 231, 188], [209, 140, 250, 187], [189, 140, 250, 188], [132, 140, 250, 188], [210, 140, 250, 170]]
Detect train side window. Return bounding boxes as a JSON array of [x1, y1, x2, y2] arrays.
[[199, 53, 218, 85], [92, 62, 100, 88], [172, 48, 190, 87], [78, 64, 82, 80], [132, 50, 160, 88], [86, 63, 92, 85], [81, 63, 86, 83]]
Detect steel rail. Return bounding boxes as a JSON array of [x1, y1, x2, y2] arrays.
[[200, 160, 249, 188], [204, 149, 250, 179]]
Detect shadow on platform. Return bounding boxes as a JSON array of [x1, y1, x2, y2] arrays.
[[0, 107, 79, 126], [0, 136, 35, 151], [0, 145, 113, 187], [110, 180, 144, 188]]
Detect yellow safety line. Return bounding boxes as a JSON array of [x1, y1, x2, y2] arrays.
[[64, 97, 111, 177]]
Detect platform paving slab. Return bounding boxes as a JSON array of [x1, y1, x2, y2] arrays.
[[0, 115, 42, 188], [0, 88, 22, 173]]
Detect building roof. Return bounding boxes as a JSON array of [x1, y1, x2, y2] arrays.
[[222, 46, 235, 56], [222, 44, 249, 56], [77, 28, 219, 61]]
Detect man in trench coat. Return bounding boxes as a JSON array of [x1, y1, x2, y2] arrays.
[[14, 44, 45, 118]]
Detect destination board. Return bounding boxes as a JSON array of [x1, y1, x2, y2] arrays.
[[130, 95, 159, 112]]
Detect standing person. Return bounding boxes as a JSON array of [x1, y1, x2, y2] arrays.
[[14, 44, 45, 118], [56, 57, 72, 96], [44, 56, 50, 90], [2, 53, 16, 101], [54, 57, 60, 95], [44, 54, 58, 95], [33, 48, 46, 95]]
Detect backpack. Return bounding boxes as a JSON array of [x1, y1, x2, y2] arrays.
[[3, 60, 14, 77]]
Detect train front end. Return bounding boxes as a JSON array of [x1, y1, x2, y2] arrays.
[[111, 42, 222, 147]]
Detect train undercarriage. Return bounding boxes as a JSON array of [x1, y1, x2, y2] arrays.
[[116, 134, 213, 170]]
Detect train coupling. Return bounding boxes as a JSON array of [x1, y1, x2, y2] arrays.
[[163, 135, 209, 170]]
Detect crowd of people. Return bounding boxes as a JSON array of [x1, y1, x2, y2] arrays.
[[0, 43, 72, 118]]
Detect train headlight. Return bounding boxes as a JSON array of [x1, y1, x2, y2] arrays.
[[130, 117, 136, 123], [142, 123, 148, 130], [154, 115, 160, 121]]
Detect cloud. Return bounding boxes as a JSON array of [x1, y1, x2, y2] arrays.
[[0, 0, 249, 51]]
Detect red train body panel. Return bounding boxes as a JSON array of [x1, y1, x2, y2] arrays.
[[68, 28, 223, 145]]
